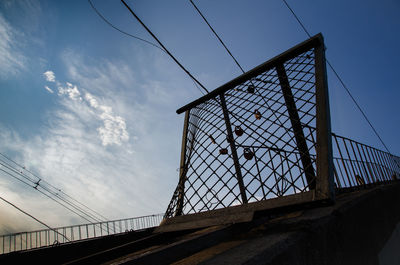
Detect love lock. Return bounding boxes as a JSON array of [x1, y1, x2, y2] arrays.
[[254, 109, 262, 120], [219, 148, 228, 155], [247, 85, 255, 93], [234, 126, 244, 136], [243, 148, 254, 160]]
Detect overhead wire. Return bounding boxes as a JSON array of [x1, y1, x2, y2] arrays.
[[189, 0, 246, 74], [0, 153, 107, 224], [88, 0, 205, 96], [189, 0, 290, 133], [0, 161, 99, 224], [87, 0, 165, 53], [0, 157, 123, 234], [0, 194, 70, 242], [120, 0, 210, 94], [281, 0, 393, 156]]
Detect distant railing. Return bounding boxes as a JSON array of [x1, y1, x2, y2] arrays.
[[0, 214, 163, 255], [332, 133, 400, 189]]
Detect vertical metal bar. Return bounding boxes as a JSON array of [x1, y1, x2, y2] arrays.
[[342, 139, 358, 184], [364, 145, 378, 183], [220, 93, 248, 204], [381, 150, 394, 179], [334, 135, 353, 187], [334, 159, 345, 187], [350, 141, 366, 184], [176, 110, 190, 216], [373, 148, 389, 180], [314, 38, 334, 199], [384, 152, 396, 176], [369, 148, 384, 181], [358, 143, 374, 183], [333, 165, 340, 188], [382, 151, 394, 180], [276, 64, 316, 190]]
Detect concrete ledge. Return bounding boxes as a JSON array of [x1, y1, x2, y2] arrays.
[[157, 191, 316, 232]]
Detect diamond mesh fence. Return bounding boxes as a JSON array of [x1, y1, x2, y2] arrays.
[[164, 34, 400, 219]]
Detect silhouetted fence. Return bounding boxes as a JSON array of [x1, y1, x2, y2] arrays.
[[164, 34, 400, 219], [0, 214, 163, 254]]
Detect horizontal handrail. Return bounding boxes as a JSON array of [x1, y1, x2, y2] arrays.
[[0, 213, 163, 255]]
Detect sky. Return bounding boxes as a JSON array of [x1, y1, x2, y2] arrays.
[[0, 0, 399, 234]]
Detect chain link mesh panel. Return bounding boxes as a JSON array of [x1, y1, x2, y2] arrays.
[[165, 35, 329, 218]]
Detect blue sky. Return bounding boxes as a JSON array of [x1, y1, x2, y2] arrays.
[[0, 0, 399, 233]]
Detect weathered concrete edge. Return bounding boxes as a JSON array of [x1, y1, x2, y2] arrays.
[[156, 191, 316, 233]]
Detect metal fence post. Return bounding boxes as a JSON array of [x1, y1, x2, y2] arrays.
[[276, 64, 316, 190], [220, 94, 248, 204], [175, 110, 190, 216], [314, 36, 334, 201]]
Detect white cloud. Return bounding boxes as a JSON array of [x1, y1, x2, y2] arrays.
[[43, 70, 55, 82], [85, 92, 99, 109], [58, 82, 81, 101], [47, 70, 130, 147], [0, 49, 196, 234], [84, 92, 129, 146], [97, 106, 129, 146], [44, 85, 53, 93], [0, 14, 26, 79]]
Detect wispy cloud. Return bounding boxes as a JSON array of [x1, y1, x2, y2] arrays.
[[44, 85, 54, 94], [0, 14, 26, 79], [44, 70, 130, 147], [0, 47, 196, 233]]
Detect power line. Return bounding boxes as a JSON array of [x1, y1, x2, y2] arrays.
[[189, 0, 245, 74], [0, 160, 121, 234], [120, 0, 210, 94], [89, 0, 205, 96], [0, 156, 101, 223], [0, 164, 97, 224], [189, 1, 291, 136], [281, 0, 393, 155], [0, 154, 106, 224], [281, 0, 312, 38], [0, 194, 70, 242], [87, 0, 165, 53]]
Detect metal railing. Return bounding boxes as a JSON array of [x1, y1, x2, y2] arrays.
[[165, 34, 334, 218], [332, 134, 400, 188], [164, 33, 400, 219], [0, 214, 163, 255]]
